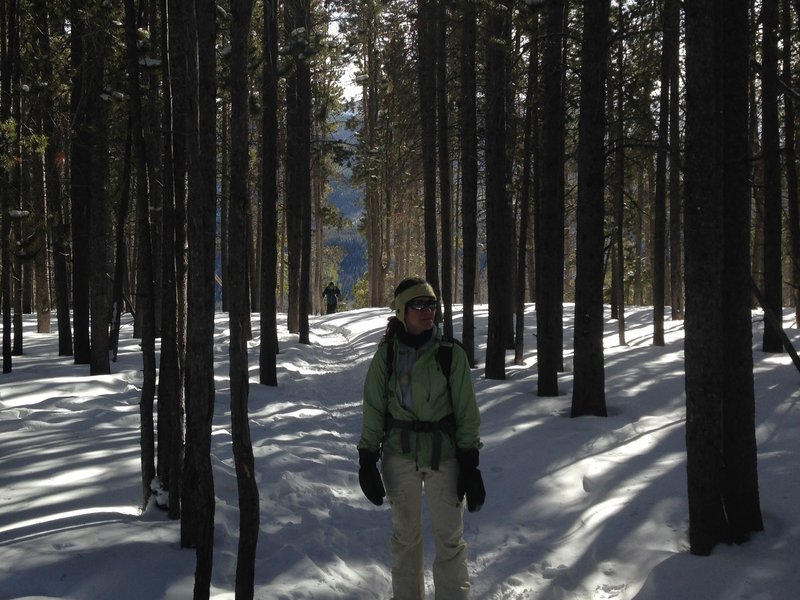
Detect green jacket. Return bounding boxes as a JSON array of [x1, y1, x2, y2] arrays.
[[358, 329, 482, 469]]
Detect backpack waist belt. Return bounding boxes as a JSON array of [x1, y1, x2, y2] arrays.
[[385, 413, 456, 470]]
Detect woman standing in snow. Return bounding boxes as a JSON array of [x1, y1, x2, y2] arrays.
[[357, 277, 485, 600]]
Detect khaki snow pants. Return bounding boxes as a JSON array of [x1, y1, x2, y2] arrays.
[[382, 454, 469, 600]]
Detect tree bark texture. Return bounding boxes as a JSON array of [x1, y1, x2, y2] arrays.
[[667, 0, 683, 321], [459, 0, 478, 367], [515, 29, 538, 367], [684, 0, 729, 556], [437, 0, 453, 339], [484, 0, 512, 380], [230, 2, 260, 595], [612, 5, 626, 345], [761, 0, 783, 353], [721, 0, 764, 544], [260, 0, 279, 386], [536, 0, 566, 395], [782, 0, 800, 324], [572, 0, 610, 418], [69, 0, 91, 365], [0, 0, 13, 372], [156, 0, 186, 520], [180, 1, 217, 597], [125, 0, 157, 510], [418, 0, 440, 296], [652, 0, 671, 347]]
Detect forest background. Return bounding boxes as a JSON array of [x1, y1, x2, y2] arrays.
[[0, 0, 797, 598]]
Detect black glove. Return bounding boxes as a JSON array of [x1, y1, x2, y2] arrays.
[[358, 448, 386, 506], [457, 448, 486, 512]]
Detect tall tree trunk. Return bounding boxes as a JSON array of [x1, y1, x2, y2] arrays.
[[684, 0, 728, 556], [572, 0, 610, 418], [32, 0, 71, 355], [285, 75, 300, 331], [285, 0, 312, 344], [64, 0, 111, 369], [298, 56, 312, 345], [515, 22, 539, 367], [159, 0, 188, 521], [722, 0, 763, 544], [181, 1, 217, 597], [761, 0, 783, 353], [0, 0, 14, 372], [437, 0, 453, 339], [34, 0, 71, 356], [70, 0, 91, 366], [1, 202, 9, 371], [284, 1, 311, 334], [750, 72, 764, 301], [365, 15, 384, 307], [220, 104, 230, 312], [667, 0, 683, 321], [260, 0, 279, 386], [145, 0, 163, 338], [484, 0, 512, 380], [528, 15, 542, 310], [31, 143, 50, 334], [3, 0, 24, 362], [633, 170, 645, 305], [10, 0, 21, 357], [110, 128, 133, 362], [419, 0, 440, 296], [85, 2, 111, 376], [536, 0, 566, 395], [652, 0, 671, 346], [612, 2, 626, 346], [125, 0, 157, 509], [311, 152, 323, 315], [229, 1, 259, 595], [459, 0, 478, 367], [783, 0, 800, 324]]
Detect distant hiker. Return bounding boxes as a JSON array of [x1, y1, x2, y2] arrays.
[[357, 277, 485, 600], [322, 282, 341, 314]]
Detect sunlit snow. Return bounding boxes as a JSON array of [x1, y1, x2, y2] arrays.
[[0, 304, 797, 599]]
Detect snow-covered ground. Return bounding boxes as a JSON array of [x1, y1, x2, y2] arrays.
[[0, 304, 797, 599]]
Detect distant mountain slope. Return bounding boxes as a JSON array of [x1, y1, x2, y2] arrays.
[[328, 175, 362, 222], [325, 227, 366, 302], [326, 112, 366, 301]]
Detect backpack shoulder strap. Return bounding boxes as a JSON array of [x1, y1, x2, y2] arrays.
[[438, 338, 454, 379], [384, 338, 395, 378], [437, 337, 463, 379]]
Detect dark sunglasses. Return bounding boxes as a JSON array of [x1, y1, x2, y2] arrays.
[[408, 299, 438, 312]]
